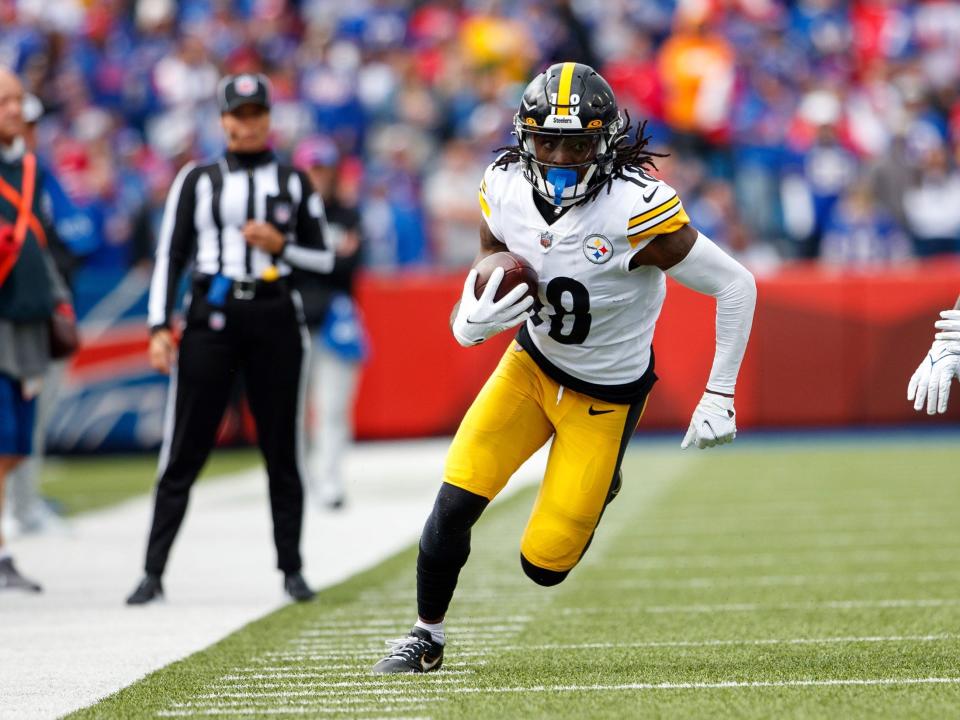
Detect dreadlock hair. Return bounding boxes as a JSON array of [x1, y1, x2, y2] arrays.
[[493, 111, 668, 204]]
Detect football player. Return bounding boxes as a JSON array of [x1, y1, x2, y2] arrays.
[[908, 296, 960, 414], [372, 62, 757, 674]]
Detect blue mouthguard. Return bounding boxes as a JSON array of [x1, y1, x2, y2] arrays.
[[545, 168, 578, 206]]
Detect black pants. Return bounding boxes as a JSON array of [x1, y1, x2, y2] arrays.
[[144, 285, 306, 576]]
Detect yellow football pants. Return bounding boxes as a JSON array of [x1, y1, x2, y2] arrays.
[[443, 342, 646, 575]]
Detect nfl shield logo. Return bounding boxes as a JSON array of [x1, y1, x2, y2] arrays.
[[538, 230, 554, 250], [235, 75, 258, 96], [273, 203, 292, 225], [209, 311, 226, 332]]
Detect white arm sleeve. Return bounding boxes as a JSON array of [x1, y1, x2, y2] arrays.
[[665, 232, 757, 395], [281, 242, 334, 274]]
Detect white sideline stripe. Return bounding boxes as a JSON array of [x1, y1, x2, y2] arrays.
[[215, 635, 954, 676], [441, 677, 960, 694], [170, 677, 960, 701], [239, 664, 364, 673], [287, 638, 513, 649], [303, 617, 531, 630], [449, 634, 956, 654], [194, 689, 442, 699], [559, 598, 960, 615], [172, 697, 427, 708], [606, 571, 960, 590], [298, 625, 524, 638], [290, 641, 510, 652], [216, 671, 473, 686], [242, 661, 482, 672], [233, 669, 476, 678], [163, 663, 960, 719], [259, 653, 385, 660], [197, 677, 470, 696], [259, 648, 504, 661], [302, 615, 531, 630]]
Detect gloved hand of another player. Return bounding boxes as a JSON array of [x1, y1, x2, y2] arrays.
[[451, 266, 534, 347], [681, 392, 736, 450], [907, 338, 960, 415]]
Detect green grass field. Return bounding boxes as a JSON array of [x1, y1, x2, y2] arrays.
[[69, 437, 960, 719]]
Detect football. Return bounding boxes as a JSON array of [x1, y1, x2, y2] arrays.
[[473, 251, 539, 302]]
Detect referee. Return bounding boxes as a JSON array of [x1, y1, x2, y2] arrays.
[[126, 74, 332, 605]]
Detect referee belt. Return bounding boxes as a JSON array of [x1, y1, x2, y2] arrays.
[[192, 273, 288, 301]]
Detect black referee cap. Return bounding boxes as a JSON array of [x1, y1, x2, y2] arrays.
[[218, 74, 272, 114]]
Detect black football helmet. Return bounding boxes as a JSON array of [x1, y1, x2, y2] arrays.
[[514, 62, 622, 207]]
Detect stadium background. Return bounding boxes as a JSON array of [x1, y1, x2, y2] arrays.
[[6, 3, 960, 719], [3, 0, 960, 452]]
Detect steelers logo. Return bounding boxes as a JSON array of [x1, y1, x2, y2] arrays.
[[583, 234, 613, 264]]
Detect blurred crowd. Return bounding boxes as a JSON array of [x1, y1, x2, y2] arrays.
[[3, 0, 960, 277]]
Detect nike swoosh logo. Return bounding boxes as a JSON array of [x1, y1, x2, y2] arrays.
[[643, 188, 657, 203], [421, 654, 441, 671], [588, 406, 614, 416]]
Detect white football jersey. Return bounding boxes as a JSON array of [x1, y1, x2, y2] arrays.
[[479, 161, 690, 395]]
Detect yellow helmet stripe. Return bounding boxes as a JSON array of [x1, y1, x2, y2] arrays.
[[556, 62, 576, 116]]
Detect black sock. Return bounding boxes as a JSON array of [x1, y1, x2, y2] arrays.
[[416, 483, 488, 621]]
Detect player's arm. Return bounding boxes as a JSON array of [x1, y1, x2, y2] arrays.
[[449, 220, 532, 347], [631, 224, 757, 449], [907, 294, 960, 414], [449, 221, 506, 325], [472, 218, 509, 265]]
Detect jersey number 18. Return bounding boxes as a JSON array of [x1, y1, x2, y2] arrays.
[[531, 277, 592, 345]]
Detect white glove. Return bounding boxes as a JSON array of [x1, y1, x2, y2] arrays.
[[682, 392, 737, 450], [934, 309, 960, 343], [451, 266, 534, 347], [907, 338, 960, 415]]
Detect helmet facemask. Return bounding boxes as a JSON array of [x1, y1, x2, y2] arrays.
[[514, 114, 622, 209]]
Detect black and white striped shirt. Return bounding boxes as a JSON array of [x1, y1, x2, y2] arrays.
[[148, 149, 332, 330]]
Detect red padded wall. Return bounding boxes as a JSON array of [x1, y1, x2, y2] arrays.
[[352, 260, 960, 438]]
